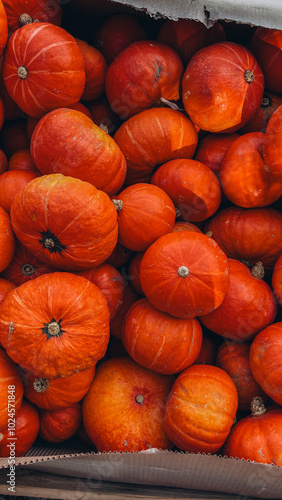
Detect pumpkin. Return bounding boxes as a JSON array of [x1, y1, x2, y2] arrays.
[[112, 183, 176, 252], [94, 14, 147, 64], [0, 207, 15, 273], [0, 149, 7, 174], [0, 169, 39, 213], [1, 240, 56, 286], [172, 221, 202, 233], [10, 174, 118, 271], [223, 397, 282, 466], [8, 149, 38, 173], [151, 159, 221, 222], [128, 252, 144, 296], [249, 322, 282, 405], [216, 341, 268, 411], [200, 259, 277, 341], [3, 0, 62, 35], [114, 108, 198, 185], [88, 96, 120, 136], [106, 241, 134, 269], [0, 400, 39, 457], [192, 331, 218, 366], [182, 42, 264, 133], [122, 298, 202, 374], [75, 39, 108, 102], [250, 28, 282, 94], [30, 108, 126, 196], [220, 132, 282, 207], [3, 23, 86, 118], [0, 71, 23, 122], [263, 105, 282, 179], [0, 272, 110, 378], [240, 91, 282, 134], [272, 254, 282, 306], [194, 133, 239, 175], [204, 206, 282, 270], [0, 347, 23, 431], [22, 366, 96, 410], [110, 281, 141, 339], [105, 40, 183, 119], [75, 264, 124, 321], [0, 0, 8, 58], [82, 357, 174, 452], [39, 402, 82, 443], [140, 231, 229, 319], [164, 364, 238, 454], [0, 119, 29, 158], [0, 278, 16, 305]]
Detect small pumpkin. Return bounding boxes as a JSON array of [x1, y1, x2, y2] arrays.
[[75, 38, 108, 102], [8, 149, 38, 173], [240, 91, 282, 134], [250, 27, 282, 94], [272, 254, 282, 306], [0, 400, 39, 457], [3, 0, 62, 35], [194, 133, 239, 175], [263, 105, 282, 179], [110, 281, 141, 339], [0, 207, 15, 273], [0, 278, 16, 305], [0, 348, 23, 431], [0, 169, 39, 214], [127, 252, 144, 296], [39, 403, 82, 443]]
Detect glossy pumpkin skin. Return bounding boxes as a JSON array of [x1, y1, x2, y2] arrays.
[[3, 23, 85, 118], [0, 400, 39, 457], [250, 28, 282, 94], [220, 132, 282, 208], [10, 174, 118, 271], [164, 364, 238, 454], [75, 39, 108, 102], [76, 264, 124, 321], [182, 42, 264, 133], [0, 348, 23, 431], [82, 357, 174, 452], [263, 105, 282, 179], [23, 366, 96, 410], [205, 206, 282, 270], [39, 402, 82, 443], [110, 282, 141, 339], [0, 278, 16, 305], [216, 341, 268, 411], [200, 259, 277, 341], [140, 231, 230, 319], [114, 108, 198, 185], [240, 91, 282, 134], [0, 207, 15, 273], [113, 183, 176, 252], [272, 254, 282, 306], [249, 322, 282, 405], [0, 169, 39, 214], [3, 0, 62, 35], [0, 0, 8, 58], [151, 159, 221, 222], [0, 272, 110, 378], [30, 108, 126, 196], [105, 40, 183, 119], [194, 133, 239, 175], [122, 298, 202, 374]]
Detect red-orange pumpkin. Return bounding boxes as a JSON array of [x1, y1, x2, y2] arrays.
[[0, 149, 7, 175], [0, 0, 8, 58], [82, 357, 174, 452], [88, 96, 120, 136], [0, 169, 39, 213], [10, 174, 118, 271], [75, 38, 108, 102], [127, 252, 144, 296], [3, 23, 85, 118], [0, 272, 110, 378], [0, 207, 15, 273], [110, 282, 141, 339], [122, 298, 202, 374], [263, 105, 282, 179], [0, 348, 23, 431], [0, 400, 39, 457], [192, 331, 218, 366], [272, 254, 282, 306], [0, 278, 16, 305], [39, 403, 82, 443], [140, 231, 229, 319], [194, 133, 239, 175], [239, 91, 282, 134], [250, 28, 282, 94], [164, 364, 238, 454], [3, 0, 62, 35], [8, 149, 38, 173], [172, 221, 202, 233]]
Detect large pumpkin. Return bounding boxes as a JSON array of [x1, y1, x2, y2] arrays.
[[39, 403, 82, 443], [2, 23, 85, 118], [0, 272, 110, 378], [30, 108, 126, 196], [0, 207, 15, 273], [140, 231, 229, 319], [0, 348, 23, 431], [3, 0, 62, 35], [10, 174, 118, 271]]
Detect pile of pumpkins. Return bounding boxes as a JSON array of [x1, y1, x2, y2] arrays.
[[0, 0, 282, 466]]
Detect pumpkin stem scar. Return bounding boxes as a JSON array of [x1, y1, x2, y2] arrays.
[[33, 377, 50, 393], [112, 199, 123, 211], [251, 396, 267, 416], [39, 230, 66, 254], [21, 263, 37, 276], [244, 69, 255, 84], [17, 66, 29, 79], [177, 266, 190, 277], [135, 394, 145, 404], [19, 13, 33, 25], [42, 319, 64, 340]]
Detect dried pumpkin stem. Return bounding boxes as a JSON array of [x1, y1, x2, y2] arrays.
[[244, 69, 255, 83], [177, 266, 189, 278], [47, 322, 61, 336], [112, 199, 123, 212], [44, 238, 55, 249], [251, 261, 265, 279], [261, 97, 270, 108], [17, 66, 29, 79], [99, 124, 109, 134], [250, 396, 267, 416], [21, 263, 36, 277], [135, 394, 145, 405], [19, 13, 33, 25], [205, 230, 213, 238], [33, 378, 49, 393]]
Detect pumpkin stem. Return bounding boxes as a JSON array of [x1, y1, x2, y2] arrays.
[[175, 207, 182, 218], [205, 230, 213, 238], [19, 13, 33, 25], [39, 230, 66, 254], [42, 319, 64, 340], [33, 377, 49, 393], [21, 263, 37, 277], [244, 69, 255, 84], [261, 96, 270, 108], [112, 199, 123, 212], [135, 394, 145, 405], [264, 164, 270, 172], [251, 261, 265, 280], [17, 66, 29, 80], [250, 396, 267, 416], [177, 266, 190, 278], [159, 97, 180, 110], [99, 124, 109, 134]]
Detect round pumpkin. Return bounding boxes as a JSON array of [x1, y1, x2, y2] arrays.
[[240, 91, 282, 134], [110, 281, 141, 339], [88, 96, 120, 136], [10, 174, 118, 271], [182, 42, 264, 133], [194, 133, 239, 175], [0, 272, 110, 378], [192, 331, 218, 366], [250, 27, 282, 94], [0, 400, 39, 457], [0, 0, 8, 58], [263, 105, 282, 179], [0, 348, 23, 431], [0, 278, 16, 305], [2, 23, 85, 118], [30, 108, 126, 196], [82, 356, 174, 452], [75, 38, 108, 102], [0, 169, 39, 214], [140, 231, 229, 319], [164, 364, 238, 454], [3, 0, 62, 35], [8, 149, 38, 173], [122, 298, 202, 374], [272, 254, 282, 306], [0, 207, 15, 273], [39, 402, 82, 443]]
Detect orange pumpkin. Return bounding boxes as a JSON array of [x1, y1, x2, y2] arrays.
[[0, 400, 39, 457], [0, 207, 15, 273], [75, 39, 108, 102], [263, 105, 282, 179], [127, 252, 144, 296], [0, 348, 23, 431], [3, 0, 62, 35], [8, 149, 39, 173], [194, 133, 239, 175], [110, 282, 141, 339], [272, 254, 282, 306], [172, 221, 202, 233], [0, 169, 39, 214], [0, 0, 8, 58], [39, 403, 82, 443], [0, 278, 16, 305]]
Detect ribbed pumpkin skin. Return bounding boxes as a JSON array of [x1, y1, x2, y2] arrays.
[[223, 407, 282, 466], [3, 0, 62, 35], [263, 105, 282, 179], [0, 348, 23, 431], [0, 272, 110, 379], [10, 174, 118, 271], [0, 207, 15, 273], [0, 400, 39, 457], [23, 366, 96, 410], [122, 298, 202, 374], [30, 108, 126, 196], [140, 231, 230, 319], [249, 322, 282, 405], [105, 40, 183, 119], [114, 108, 198, 185], [0, 0, 8, 58], [2, 23, 85, 118], [39, 403, 82, 443], [200, 259, 277, 341], [164, 364, 238, 454], [205, 206, 282, 269]]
